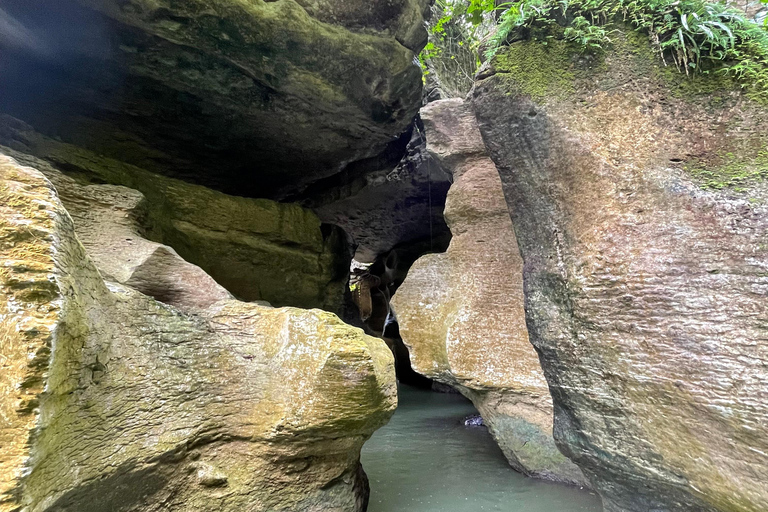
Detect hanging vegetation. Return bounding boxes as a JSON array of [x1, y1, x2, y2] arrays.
[[422, 0, 768, 99]]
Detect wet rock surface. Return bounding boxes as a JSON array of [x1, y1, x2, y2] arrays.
[[463, 415, 485, 428], [0, 0, 429, 199], [472, 33, 768, 512], [0, 118, 349, 311], [0, 152, 397, 512], [392, 98, 587, 486]]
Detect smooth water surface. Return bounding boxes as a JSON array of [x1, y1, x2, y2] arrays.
[[361, 385, 602, 512]]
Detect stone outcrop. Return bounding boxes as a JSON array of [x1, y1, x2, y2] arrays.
[[309, 123, 452, 263], [0, 117, 349, 311], [0, 0, 429, 199], [472, 32, 768, 512], [1, 1, 446, 277], [0, 152, 397, 512], [392, 98, 587, 486]]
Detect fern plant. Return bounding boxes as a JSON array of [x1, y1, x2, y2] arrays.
[[422, 0, 768, 100]]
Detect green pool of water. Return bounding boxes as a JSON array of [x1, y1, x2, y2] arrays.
[[361, 385, 602, 512]]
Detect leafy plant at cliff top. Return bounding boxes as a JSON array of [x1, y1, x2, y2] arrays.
[[424, 0, 768, 99], [419, 0, 500, 96]]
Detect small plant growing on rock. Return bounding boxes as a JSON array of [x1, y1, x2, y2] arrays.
[[425, 0, 768, 100], [420, 0, 502, 96]]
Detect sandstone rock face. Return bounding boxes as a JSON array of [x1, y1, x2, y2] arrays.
[[4, 149, 233, 313], [392, 99, 586, 486], [0, 152, 397, 512], [0, 0, 429, 199], [0, 118, 349, 311], [472, 34, 768, 512]]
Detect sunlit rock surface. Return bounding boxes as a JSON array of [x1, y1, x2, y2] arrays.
[[472, 32, 768, 512], [0, 118, 349, 311], [0, 152, 397, 512], [392, 99, 587, 486], [0, 0, 429, 199]]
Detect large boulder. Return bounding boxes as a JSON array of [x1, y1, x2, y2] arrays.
[[0, 152, 397, 512], [0, 118, 349, 311], [472, 33, 768, 512], [0, 0, 428, 199], [392, 98, 587, 486]]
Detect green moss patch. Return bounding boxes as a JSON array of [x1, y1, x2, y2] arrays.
[[491, 39, 577, 101], [686, 149, 768, 191]]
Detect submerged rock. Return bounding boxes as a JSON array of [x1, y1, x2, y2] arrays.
[[0, 0, 429, 200], [392, 98, 587, 486], [472, 32, 768, 512], [0, 152, 397, 511], [0, 118, 349, 311], [463, 415, 485, 428]]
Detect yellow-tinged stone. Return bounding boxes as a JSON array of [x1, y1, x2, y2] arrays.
[[1, 155, 63, 510], [0, 123, 348, 311], [0, 151, 396, 511], [392, 99, 587, 486]]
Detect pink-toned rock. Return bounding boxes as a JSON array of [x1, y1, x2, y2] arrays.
[[392, 99, 586, 486], [473, 33, 768, 512]]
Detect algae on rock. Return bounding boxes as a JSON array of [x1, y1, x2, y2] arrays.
[[0, 0, 430, 199], [392, 98, 587, 486], [0, 117, 349, 311], [0, 151, 397, 512]]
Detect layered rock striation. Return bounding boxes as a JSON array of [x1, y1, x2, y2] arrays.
[[392, 98, 587, 485], [472, 32, 768, 512], [0, 152, 397, 512], [0, 0, 429, 199], [0, 117, 349, 310]]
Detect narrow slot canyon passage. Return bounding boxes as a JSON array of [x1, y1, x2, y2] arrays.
[[2, 0, 767, 511], [361, 386, 602, 512]]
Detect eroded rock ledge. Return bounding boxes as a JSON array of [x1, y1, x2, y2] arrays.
[[0, 0, 429, 199], [0, 152, 397, 512], [0, 117, 349, 310], [392, 98, 587, 486]]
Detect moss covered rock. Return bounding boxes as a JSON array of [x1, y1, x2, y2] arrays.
[[473, 29, 768, 512], [0, 118, 349, 311], [0, 0, 428, 199], [0, 151, 396, 512]]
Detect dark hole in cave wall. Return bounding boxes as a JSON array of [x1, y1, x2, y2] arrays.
[[350, 235, 453, 390]]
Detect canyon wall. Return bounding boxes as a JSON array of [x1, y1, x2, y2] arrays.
[[392, 98, 587, 486], [0, 1, 435, 511], [472, 31, 768, 512], [0, 151, 397, 512]]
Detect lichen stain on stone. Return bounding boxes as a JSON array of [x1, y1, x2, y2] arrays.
[[0, 152, 397, 512]]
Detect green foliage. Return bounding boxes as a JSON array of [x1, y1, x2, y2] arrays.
[[686, 150, 768, 191], [419, 0, 501, 96], [425, 0, 768, 100]]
